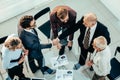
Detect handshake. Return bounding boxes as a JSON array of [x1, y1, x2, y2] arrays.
[[52, 37, 73, 49]]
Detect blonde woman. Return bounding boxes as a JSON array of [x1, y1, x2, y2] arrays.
[[1, 34, 29, 80]]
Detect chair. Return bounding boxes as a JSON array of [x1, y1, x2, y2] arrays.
[[0, 51, 4, 80], [0, 36, 8, 44], [34, 7, 51, 40], [0, 38, 5, 79], [107, 46, 120, 80]]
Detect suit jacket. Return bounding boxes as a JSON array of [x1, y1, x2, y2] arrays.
[[50, 5, 76, 41], [59, 17, 111, 52], [19, 28, 51, 57]]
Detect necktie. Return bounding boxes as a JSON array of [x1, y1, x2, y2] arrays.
[[83, 28, 90, 49]]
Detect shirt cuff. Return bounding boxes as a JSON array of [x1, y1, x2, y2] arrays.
[[68, 40, 73, 42]]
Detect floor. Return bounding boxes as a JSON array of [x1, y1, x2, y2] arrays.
[[0, 0, 120, 80]]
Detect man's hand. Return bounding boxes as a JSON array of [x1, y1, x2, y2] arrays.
[[67, 41, 73, 47], [52, 37, 62, 49], [52, 37, 59, 45], [85, 60, 93, 67], [18, 56, 25, 64], [23, 49, 29, 56], [57, 43, 62, 49]]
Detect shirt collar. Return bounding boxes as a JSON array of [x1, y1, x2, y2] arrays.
[[24, 29, 33, 33], [90, 22, 97, 30]]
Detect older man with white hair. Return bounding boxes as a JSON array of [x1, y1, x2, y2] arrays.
[[86, 36, 111, 80]]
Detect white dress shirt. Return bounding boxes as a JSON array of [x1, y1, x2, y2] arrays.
[[1, 34, 23, 69], [24, 29, 35, 35], [92, 46, 111, 76]]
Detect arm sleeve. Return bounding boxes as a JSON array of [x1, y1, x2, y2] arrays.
[[102, 27, 111, 45], [1, 48, 18, 69], [40, 43, 52, 49], [58, 17, 83, 40], [92, 57, 108, 76], [50, 14, 58, 39], [68, 15, 76, 41], [21, 35, 41, 51], [92, 62, 102, 75]]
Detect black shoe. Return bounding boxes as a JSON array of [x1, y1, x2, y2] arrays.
[[44, 68, 56, 74]]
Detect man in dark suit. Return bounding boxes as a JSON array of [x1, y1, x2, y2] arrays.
[[50, 5, 76, 55], [19, 15, 56, 74], [53, 12, 111, 70], [17, 18, 39, 73]]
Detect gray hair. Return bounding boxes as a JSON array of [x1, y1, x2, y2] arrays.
[[94, 36, 107, 49]]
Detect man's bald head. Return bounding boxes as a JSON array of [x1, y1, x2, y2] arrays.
[[84, 13, 97, 21], [83, 12, 97, 27]]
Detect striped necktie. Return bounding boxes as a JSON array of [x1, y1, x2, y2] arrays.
[[83, 28, 90, 49]]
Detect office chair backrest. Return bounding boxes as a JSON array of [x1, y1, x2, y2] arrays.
[[34, 7, 51, 39], [0, 36, 8, 44], [0, 40, 6, 80], [107, 46, 120, 80], [114, 46, 120, 56], [34, 7, 50, 20]]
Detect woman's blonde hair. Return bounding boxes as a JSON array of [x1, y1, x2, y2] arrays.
[[4, 37, 22, 50]]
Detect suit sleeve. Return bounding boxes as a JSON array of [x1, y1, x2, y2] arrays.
[[68, 15, 76, 41], [50, 13, 58, 39], [98, 24, 111, 45], [20, 34, 42, 51], [103, 27, 111, 45], [58, 17, 83, 40], [40, 43, 52, 49], [1, 46, 18, 69]]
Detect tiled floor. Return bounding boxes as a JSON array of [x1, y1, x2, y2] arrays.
[[0, 0, 120, 80]]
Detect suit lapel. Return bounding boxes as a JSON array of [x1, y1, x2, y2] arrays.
[[33, 28, 38, 35], [23, 30, 38, 38]]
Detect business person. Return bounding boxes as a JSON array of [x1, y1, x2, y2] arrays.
[[1, 34, 29, 80], [86, 36, 111, 80], [50, 5, 76, 55], [19, 15, 56, 74], [53, 12, 111, 70], [17, 17, 39, 73]]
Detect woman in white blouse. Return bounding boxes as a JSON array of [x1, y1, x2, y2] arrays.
[[1, 34, 29, 80], [86, 36, 111, 80]]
